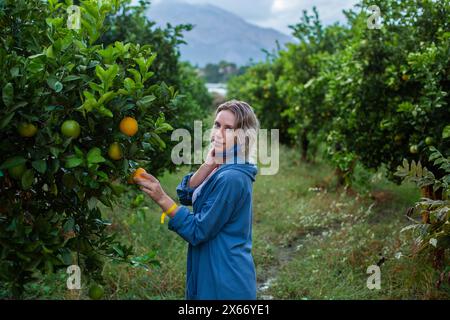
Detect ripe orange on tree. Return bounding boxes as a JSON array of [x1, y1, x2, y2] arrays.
[[18, 123, 38, 137], [119, 117, 138, 137], [108, 142, 123, 160]]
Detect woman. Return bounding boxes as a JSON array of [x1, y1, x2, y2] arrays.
[[134, 100, 260, 300]]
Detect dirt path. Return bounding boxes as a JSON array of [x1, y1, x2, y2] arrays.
[[256, 226, 331, 299]]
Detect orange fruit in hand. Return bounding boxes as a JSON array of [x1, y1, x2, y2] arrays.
[[119, 117, 138, 137], [128, 167, 147, 184], [108, 142, 122, 160]]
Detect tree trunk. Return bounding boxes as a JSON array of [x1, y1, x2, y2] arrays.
[[420, 185, 443, 200], [300, 131, 309, 162], [432, 248, 446, 271], [335, 167, 346, 187]]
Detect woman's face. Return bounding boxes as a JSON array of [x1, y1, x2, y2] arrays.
[[212, 110, 236, 153]]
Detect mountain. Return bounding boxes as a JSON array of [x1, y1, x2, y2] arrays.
[[146, 1, 294, 67]]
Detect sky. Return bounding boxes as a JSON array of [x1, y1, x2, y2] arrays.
[[150, 0, 359, 35]]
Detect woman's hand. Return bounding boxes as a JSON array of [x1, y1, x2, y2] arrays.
[[134, 173, 168, 205], [188, 146, 219, 188], [205, 145, 218, 167], [134, 173, 179, 218]]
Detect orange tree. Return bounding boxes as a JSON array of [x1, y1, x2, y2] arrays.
[[100, 0, 211, 177], [323, 0, 450, 187], [227, 60, 295, 146], [275, 8, 349, 163], [227, 9, 350, 160], [0, 0, 175, 296]]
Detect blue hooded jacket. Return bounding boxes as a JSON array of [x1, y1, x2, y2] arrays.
[[168, 146, 258, 300]]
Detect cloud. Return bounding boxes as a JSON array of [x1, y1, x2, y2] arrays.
[[271, 0, 299, 13], [151, 0, 358, 35]]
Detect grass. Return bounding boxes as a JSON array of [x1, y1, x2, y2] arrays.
[[6, 145, 449, 299]]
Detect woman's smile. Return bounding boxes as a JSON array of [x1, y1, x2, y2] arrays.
[[213, 140, 225, 147]]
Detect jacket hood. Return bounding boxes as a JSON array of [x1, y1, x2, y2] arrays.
[[214, 143, 258, 182], [223, 163, 258, 182]]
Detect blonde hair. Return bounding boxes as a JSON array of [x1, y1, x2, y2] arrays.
[[214, 100, 259, 163]]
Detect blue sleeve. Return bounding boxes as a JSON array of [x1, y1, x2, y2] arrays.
[[176, 172, 196, 206], [168, 175, 245, 246]]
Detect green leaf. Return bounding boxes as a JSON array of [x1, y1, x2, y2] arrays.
[[109, 182, 126, 196], [127, 69, 141, 84], [51, 182, 58, 196], [88, 82, 103, 93], [98, 46, 118, 64], [58, 249, 72, 265], [155, 123, 174, 134], [87, 148, 106, 164], [96, 171, 108, 181], [98, 195, 113, 207], [74, 146, 84, 158], [131, 194, 144, 208], [134, 57, 147, 76], [32, 160, 47, 174], [79, 98, 97, 113], [397, 102, 414, 113], [50, 147, 62, 158], [98, 91, 117, 105], [49, 159, 60, 174], [131, 250, 160, 269], [146, 54, 157, 68], [443, 125, 450, 139], [123, 78, 135, 92], [63, 75, 82, 82], [98, 106, 113, 118], [63, 217, 75, 233], [0, 156, 27, 170], [2, 83, 14, 107], [65, 156, 84, 168], [45, 105, 64, 112], [95, 65, 107, 82], [111, 244, 124, 257], [21, 169, 35, 190], [150, 132, 166, 149], [137, 95, 156, 108], [144, 71, 154, 81], [96, 65, 119, 92], [0, 112, 15, 129], [28, 53, 45, 59], [45, 45, 55, 58], [10, 67, 20, 77]]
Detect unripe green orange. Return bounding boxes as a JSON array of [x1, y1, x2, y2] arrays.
[[18, 123, 38, 137]]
